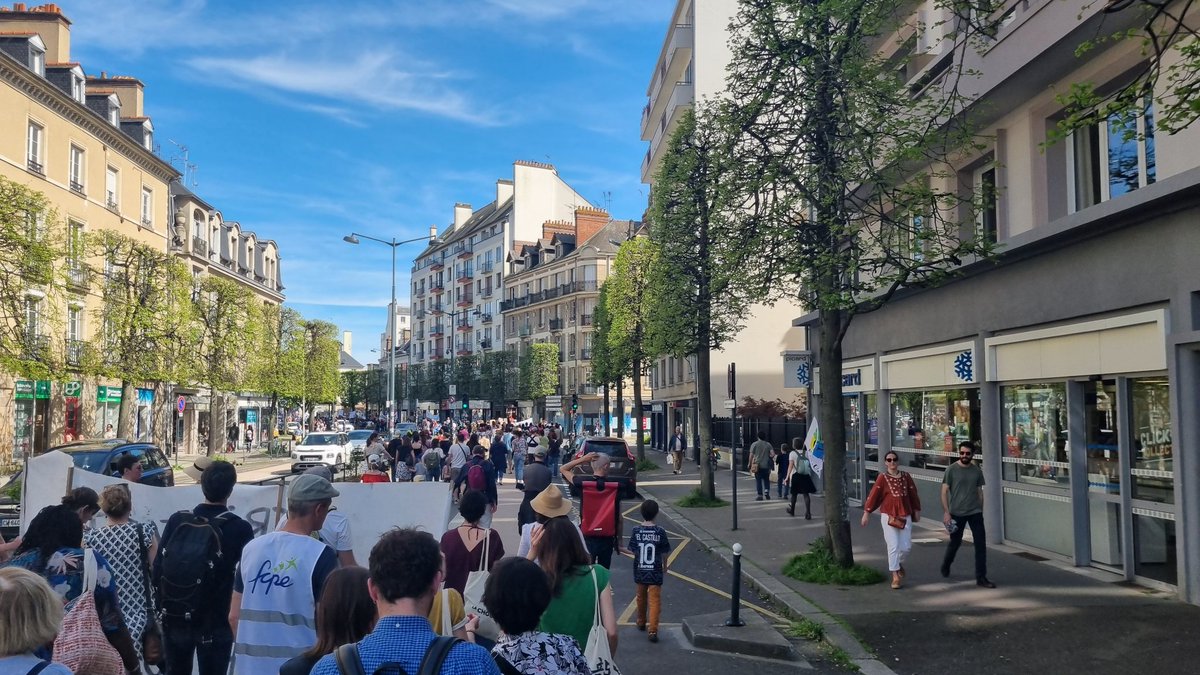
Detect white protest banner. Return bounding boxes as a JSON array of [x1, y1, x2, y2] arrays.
[[19, 450, 74, 533], [329, 482, 454, 564], [71, 470, 284, 537], [803, 419, 824, 481]]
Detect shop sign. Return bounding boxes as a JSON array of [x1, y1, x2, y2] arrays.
[[246, 409, 258, 425], [15, 380, 34, 399], [97, 385, 123, 403], [137, 388, 154, 404], [35, 381, 50, 399], [783, 351, 813, 389], [651, 403, 664, 413], [63, 380, 82, 399]]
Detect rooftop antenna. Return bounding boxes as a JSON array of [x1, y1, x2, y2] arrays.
[[601, 191, 612, 212], [168, 139, 198, 188]]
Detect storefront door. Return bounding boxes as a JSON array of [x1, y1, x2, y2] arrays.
[[844, 395, 863, 502], [1085, 379, 1125, 571]]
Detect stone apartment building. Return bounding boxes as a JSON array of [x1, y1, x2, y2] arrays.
[[409, 160, 593, 418], [0, 3, 283, 461]]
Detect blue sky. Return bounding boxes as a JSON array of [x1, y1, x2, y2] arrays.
[[64, 0, 672, 365]]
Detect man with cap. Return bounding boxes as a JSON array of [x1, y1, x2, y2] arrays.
[[517, 443, 553, 534], [229, 472, 339, 674], [276, 466, 357, 567]]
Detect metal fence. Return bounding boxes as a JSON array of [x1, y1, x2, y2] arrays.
[[711, 416, 808, 469]]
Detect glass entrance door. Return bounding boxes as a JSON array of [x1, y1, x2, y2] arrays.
[[1085, 379, 1124, 571]]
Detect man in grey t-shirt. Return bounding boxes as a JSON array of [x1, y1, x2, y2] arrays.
[[940, 441, 995, 588]]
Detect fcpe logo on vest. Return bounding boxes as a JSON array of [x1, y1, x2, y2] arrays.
[[249, 558, 297, 595]]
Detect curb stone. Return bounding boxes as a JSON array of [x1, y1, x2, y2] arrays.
[[647, 488, 898, 675]]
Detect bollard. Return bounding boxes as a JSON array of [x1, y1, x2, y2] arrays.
[[726, 542, 746, 627]]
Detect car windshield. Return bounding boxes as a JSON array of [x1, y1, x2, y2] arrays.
[[347, 431, 373, 441], [69, 451, 112, 472], [586, 440, 628, 457], [301, 434, 339, 446]]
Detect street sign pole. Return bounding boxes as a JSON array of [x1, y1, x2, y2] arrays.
[[729, 363, 738, 531]]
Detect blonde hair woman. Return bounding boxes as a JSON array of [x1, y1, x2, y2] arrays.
[[0, 566, 72, 673]]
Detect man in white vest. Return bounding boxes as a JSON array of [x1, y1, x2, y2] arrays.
[[228, 474, 339, 674]]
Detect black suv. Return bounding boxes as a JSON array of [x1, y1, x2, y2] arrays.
[[568, 436, 638, 498], [0, 440, 174, 541]]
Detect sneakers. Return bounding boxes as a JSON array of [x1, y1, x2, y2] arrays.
[[977, 577, 997, 588], [648, 632, 659, 643], [755, 495, 764, 501]]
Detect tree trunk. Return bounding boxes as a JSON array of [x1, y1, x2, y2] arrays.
[[116, 380, 135, 440], [696, 346, 716, 500], [632, 357, 645, 461], [615, 377, 624, 437], [818, 307, 853, 566], [207, 387, 221, 457]]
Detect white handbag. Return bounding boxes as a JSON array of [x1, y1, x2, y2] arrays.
[[462, 528, 501, 640], [583, 566, 621, 675]]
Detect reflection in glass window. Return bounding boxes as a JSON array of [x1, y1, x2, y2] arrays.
[[1085, 380, 1120, 495], [1001, 383, 1069, 486], [889, 388, 980, 471], [1131, 377, 1172, 504]]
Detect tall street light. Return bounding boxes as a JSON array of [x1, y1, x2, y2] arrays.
[[343, 226, 438, 435]]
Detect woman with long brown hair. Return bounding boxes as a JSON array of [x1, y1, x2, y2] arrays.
[[280, 566, 376, 675], [861, 450, 922, 589], [531, 517, 618, 658]]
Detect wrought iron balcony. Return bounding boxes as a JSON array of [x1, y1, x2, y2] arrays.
[[456, 294, 473, 307], [429, 324, 445, 336], [581, 313, 594, 326], [431, 260, 445, 271], [481, 285, 495, 298], [549, 318, 564, 331], [479, 313, 492, 324], [67, 264, 89, 288], [480, 339, 493, 350], [457, 321, 472, 332], [66, 339, 86, 366], [581, 348, 593, 360], [69, 180, 85, 195], [27, 158, 44, 175], [192, 237, 208, 257], [457, 271, 472, 284], [480, 261, 494, 273], [22, 333, 49, 359], [455, 243, 473, 259], [518, 325, 532, 337]]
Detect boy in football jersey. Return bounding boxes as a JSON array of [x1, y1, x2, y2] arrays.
[[628, 500, 671, 642]]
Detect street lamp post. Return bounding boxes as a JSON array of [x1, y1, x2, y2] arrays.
[[343, 226, 437, 436]]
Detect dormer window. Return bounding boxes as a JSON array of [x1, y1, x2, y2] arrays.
[[71, 73, 85, 102], [143, 128, 153, 151], [108, 104, 119, 126], [30, 45, 44, 76]]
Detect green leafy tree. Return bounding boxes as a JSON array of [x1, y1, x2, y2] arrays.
[[295, 319, 341, 428], [89, 230, 196, 438], [419, 360, 449, 403], [646, 107, 757, 500], [719, 0, 1002, 564], [0, 177, 68, 380], [253, 305, 305, 433], [599, 238, 659, 459], [480, 350, 517, 404], [519, 343, 559, 402], [590, 285, 621, 435], [192, 276, 263, 454], [453, 354, 481, 399]]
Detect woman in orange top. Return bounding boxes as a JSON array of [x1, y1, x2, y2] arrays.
[[861, 450, 921, 589], [360, 454, 391, 483]]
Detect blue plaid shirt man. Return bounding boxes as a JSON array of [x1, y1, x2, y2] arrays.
[[310, 616, 498, 675]]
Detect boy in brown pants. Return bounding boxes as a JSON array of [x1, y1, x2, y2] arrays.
[[628, 500, 671, 642]]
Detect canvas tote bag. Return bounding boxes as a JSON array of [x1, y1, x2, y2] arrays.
[[583, 566, 621, 675], [462, 528, 500, 640]]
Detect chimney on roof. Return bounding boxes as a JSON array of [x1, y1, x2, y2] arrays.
[[89, 72, 145, 117], [496, 179, 513, 205], [0, 2, 72, 62], [453, 203, 471, 230], [574, 207, 610, 247], [343, 331, 352, 355]]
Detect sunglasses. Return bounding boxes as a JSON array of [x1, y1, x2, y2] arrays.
[[884, 457, 898, 463]]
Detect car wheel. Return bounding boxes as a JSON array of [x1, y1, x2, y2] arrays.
[[291, 465, 301, 474]]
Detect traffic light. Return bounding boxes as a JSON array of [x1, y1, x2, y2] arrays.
[[571, 393, 579, 412], [461, 397, 469, 410]]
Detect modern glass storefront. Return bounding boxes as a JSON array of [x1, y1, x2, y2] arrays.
[[96, 385, 122, 437]]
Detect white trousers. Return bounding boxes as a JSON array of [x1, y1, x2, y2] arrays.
[[880, 514, 913, 572]]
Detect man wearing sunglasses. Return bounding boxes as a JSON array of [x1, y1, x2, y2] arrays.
[[940, 441, 995, 588]]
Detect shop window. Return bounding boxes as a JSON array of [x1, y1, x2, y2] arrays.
[[1085, 380, 1120, 494], [889, 388, 980, 471], [1000, 382, 1069, 487], [1130, 377, 1172, 504]]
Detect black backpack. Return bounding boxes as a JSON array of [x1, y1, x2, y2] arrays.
[[334, 636, 461, 675], [156, 510, 232, 623]]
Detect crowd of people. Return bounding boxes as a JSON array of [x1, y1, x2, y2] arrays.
[[0, 416, 661, 675]]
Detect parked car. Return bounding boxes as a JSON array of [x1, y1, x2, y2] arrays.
[[567, 436, 637, 498], [395, 422, 418, 436], [291, 432, 352, 473], [346, 430, 375, 454], [1, 440, 174, 540]]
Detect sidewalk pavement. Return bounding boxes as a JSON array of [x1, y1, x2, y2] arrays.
[[636, 451, 1200, 674], [171, 449, 293, 485]]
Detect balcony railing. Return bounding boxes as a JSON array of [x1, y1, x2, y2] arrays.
[[480, 261, 494, 274], [457, 321, 472, 332], [67, 264, 89, 288], [480, 339, 493, 350], [549, 318, 564, 331], [192, 237, 208, 257], [456, 294, 473, 307], [581, 348, 593, 360], [431, 283, 445, 294], [479, 313, 492, 324], [581, 383, 598, 395], [27, 158, 44, 175], [518, 325, 532, 337], [431, 260, 445, 271], [141, 217, 153, 228], [580, 313, 594, 326], [455, 243, 473, 259], [429, 324, 445, 336], [69, 180, 85, 195], [456, 346, 473, 356], [429, 304, 445, 315], [457, 271, 472, 284], [66, 339, 85, 366], [481, 285, 494, 298], [106, 196, 119, 210]]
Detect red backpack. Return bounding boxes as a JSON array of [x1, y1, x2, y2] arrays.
[[580, 479, 620, 537], [466, 460, 487, 492]]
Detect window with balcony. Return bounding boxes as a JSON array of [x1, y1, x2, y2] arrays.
[[141, 187, 154, 228], [105, 167, 119, 209], [26, 121, 44, 174], [1069, 99, 1156, 212], [69, 145, 85, 193], [67, 306, 83, 366], [973, 164, 998, 244]]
